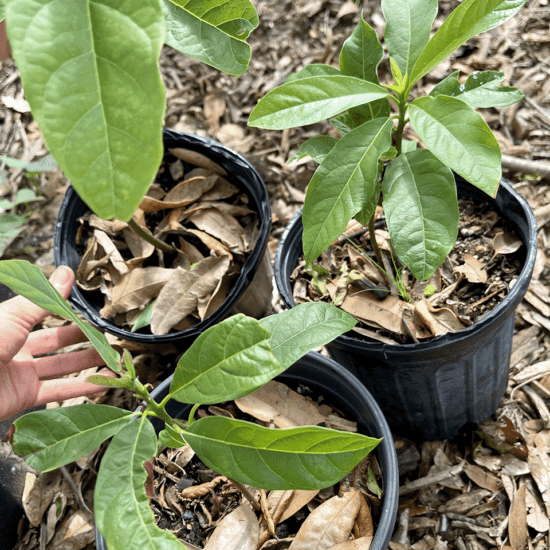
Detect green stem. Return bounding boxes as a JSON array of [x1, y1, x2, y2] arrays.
[[127, 217, 175, 253], [133, 379, 174, 426], [393, 97, 409, 156]]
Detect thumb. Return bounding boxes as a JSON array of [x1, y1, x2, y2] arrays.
[[0, 266, 75, 363]]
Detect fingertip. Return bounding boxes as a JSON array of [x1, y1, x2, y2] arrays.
[[49, 265, 74, 298]]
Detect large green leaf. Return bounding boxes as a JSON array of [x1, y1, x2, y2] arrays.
[[430, 70, 524, 108], [382, 0, 437, 80], [302, 118, 393, 263], [95, 415, 182, 550], [285, 63, 340, 83], [12, 405, 133, 472], [169, 314, 282, 405], [0, 260, 120, 371], [6, 0, 166, 221], [184, 416, 381, 490], [289, 136, 338, 164], [0, 0, 5, 22], [0, 213, 26, 257], [410, 0, 526, 84], [260, 303, 356, 369], [162, 0, 258, 76], [382, 150, 459, 281], [409, 95, 501, 196], [340, 14, 390, 123], [248, 75, 388, 130]]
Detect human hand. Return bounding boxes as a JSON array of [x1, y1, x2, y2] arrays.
[[0, 265, 115, 421]]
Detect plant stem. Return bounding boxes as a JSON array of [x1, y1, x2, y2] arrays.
[[228, 478, 261, 511], [127, 217, 175, 253], [368, 216, 384, 268], [394, 96, 409, 156]]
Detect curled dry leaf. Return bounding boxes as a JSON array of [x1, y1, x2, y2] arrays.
[[267, 490, 320, 524], [203, 503, 259, 550], [169, 147, 228, 176], [288, 488, 363, 550], [45, 509, 95, 550], [100, 267, 173, 318], [22, 471, 62, 527], [326, 538, 373, 550], [235, 380, 325, 428], [151, 255, 231, 335], [180, 476, 227, 499], [188, 208, 247, 253], [493, 231, 523, 255], [414, 298, 465, 338], [184, 228, 233, 259], [454, 253, 487, 283], [525, 483, 549, 533]]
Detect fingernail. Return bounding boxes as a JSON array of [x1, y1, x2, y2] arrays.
[[49, 265, 72, 289]]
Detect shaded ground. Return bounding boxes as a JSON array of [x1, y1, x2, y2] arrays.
[[1, 0, 550, 548]]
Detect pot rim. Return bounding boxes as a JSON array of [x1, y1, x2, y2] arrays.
[[275, 177, 538, 353], [54, 130, 271, 343]]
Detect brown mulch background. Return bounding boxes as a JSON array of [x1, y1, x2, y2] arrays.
[[1, 0, 550, 549]]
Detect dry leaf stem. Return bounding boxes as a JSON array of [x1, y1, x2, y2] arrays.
[[399, 462, 466, 496]]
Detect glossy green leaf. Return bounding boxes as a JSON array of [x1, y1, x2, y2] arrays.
[[340, 14, 383, 82], [95, 415, 182, 550], [24, 154, 58, 173], [382, 150, 459, 281], [410, 0, 527, 84], [401, 140, 418, 154], [248, 75, 388, 130], [0, 0, 5, 22], [302, 118, 393, 262], [158, 424, 187, 449], [409, 95, 501, 196], [382, 0, 437, 79], [6, 0, 166, 221], [355, 182, 380, 227], [430, 70, 524, 108], [0, 155, 28, 169], [285, 63, 340, 83], [184, 416, 381, 490], [86, 374, 132, 389], [162, 0, 258, 76], [0, 260, 120, 371], [260, 302, 356, 369], [12, 405, 134, 472], [289, 136, 338, 164], [130, 300, 155, 333], [169, 314, 282, 405]]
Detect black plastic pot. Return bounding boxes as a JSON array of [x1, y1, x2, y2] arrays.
[[95, 351, 399, 550], [54, 130, 272, 346], [274, 176, 538, 440]]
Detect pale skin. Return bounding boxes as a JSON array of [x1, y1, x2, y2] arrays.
[[0, 265, 115, 422]]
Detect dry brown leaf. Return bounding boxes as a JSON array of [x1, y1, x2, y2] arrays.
[[188, 208, 246, 253], [526, 483, 550, 533], [509, 484, 528, 550], [45, 510, 95, 550], [169, 148, 228, 176], [437, 489, 490, 514], [93, 229, 129, 278], [463, 463, 502, 492], [353, 493, 373, 539], [289, 488, 362, 550], [267, 490, 320, 524], [235, 380, 325, 428], [204, 91, 226, 130], [527, 431, 550, 516], [454, 253, 487, 283], [185, 228, 233, 258], [327, 538, 373, 550], [473, 451, 530, 476], [203, 503, 259, 550], [45, 493, 67, 545], [493, 231, 523, 255], [122, 225, 155, 261], [180, 476, 226, 499], [22, 471, 62, 527], [200, 177, 239, 201], [100, 267, 173, 318], [151, 256, 231, 334], [414, 298, 462, 337]]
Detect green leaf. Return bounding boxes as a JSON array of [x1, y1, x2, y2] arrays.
[[260, 302, 356, 369], [289, 136, 338, 164], [14, 188, 43, 206], [184, 416, 381, 490], [382, 0, 437, 79], [285, 63, 340, 83], [355, 182, 380, 227], [130, 300, 155, 333], [6, 0, 166, 221], [302, 118, 393, 262], [12, 405, 134, 472], [95, 415, 182, 550], [25, 154, 58, 173], [0, 0, 5, 22], [158, 424, 187, 449], [410, 0, 527, 84], [248, 75, 388, 130], [382, 150, 459, 281], [340, 14, 383, 82], [161, 0, 258, 76], [86, 374, 132, 389], [430, 70, 524, 108], [409, 95, 501, 196], [401, 140, 418, 153], [0, 155, 28, 169], [0, 213, 26, 257], [169, 314, 282, 405], [0, 260, 120, 371]]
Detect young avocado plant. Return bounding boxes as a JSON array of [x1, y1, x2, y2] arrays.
[[249, 0, 525, 283], [0, 0, 258, 226], [0, 259, 380, 550]]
